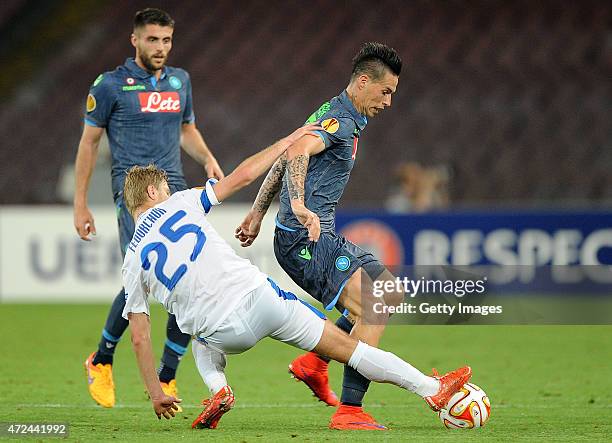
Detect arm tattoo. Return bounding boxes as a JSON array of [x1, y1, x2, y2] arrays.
[[252, 154, 287, 214], [286, 154, 309, 202]]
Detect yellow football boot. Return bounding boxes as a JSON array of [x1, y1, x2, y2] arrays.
[[84, 352, 115, 408]]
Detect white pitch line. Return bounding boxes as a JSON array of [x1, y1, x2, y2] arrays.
[[14, 403, 612, 409], [15, 403, 320, 409]]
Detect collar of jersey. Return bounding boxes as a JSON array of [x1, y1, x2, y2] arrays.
[[124, 57, 168, 80], [135, 208, 150, 224], [135, 205, 159, 225], [338, 90, 368, 130]]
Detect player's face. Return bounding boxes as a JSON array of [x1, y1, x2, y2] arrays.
[[131, 24, 174, 72], [147, 180, 171, 206], [361, 70, 399, 118], [156, 181, 171, 203]]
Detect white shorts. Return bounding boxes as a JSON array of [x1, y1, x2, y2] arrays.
[[197, 280, 326, 355]]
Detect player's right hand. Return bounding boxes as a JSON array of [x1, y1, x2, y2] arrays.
[[293, 205, 320, 242], [152, 394, 182, 420], [74, 205, 97, 241], [235, 211, 262, 247]]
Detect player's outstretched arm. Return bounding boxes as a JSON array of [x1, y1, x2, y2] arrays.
[[212, 124, 321, 203], [285, 135, 325, 241], [128, 312, 181, 420], [236, 127, 323, 246], [73, 124, 104, 241], [235, 154, 287, 247]]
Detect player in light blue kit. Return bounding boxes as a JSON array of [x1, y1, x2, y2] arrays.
[[236, 42, 410, 430], [74, 8, 223, 409], [120, 125, 471, 428]]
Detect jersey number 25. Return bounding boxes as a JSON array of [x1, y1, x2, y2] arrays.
[[140, 210, 206, 291]]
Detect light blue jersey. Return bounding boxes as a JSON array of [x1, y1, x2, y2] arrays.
[[84, 58, 194, 196], [277, 91, 367, 233]]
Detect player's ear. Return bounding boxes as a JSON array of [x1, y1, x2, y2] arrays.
[[130, 32, 137, 48], [146, 184, 157, 200], [357, 74, 369, 90]]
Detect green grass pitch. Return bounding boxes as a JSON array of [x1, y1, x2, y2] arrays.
[[1, 304, 611, 441]]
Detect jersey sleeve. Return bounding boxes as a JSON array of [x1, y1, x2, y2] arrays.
[[314, 116, 356, 149], [180, 179, 221, 214], [182, 71, 196, 124], [84, 73, 116, 128], [121, 268, 150, 319]]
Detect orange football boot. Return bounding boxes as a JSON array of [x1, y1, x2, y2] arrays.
[[191, 386, 235, 429], [288, 352, 339, 407], [424, 366, 472, 411], [329, 404, 387, 431]]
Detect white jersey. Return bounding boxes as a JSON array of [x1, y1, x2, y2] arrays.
[[121, 180, 268, 337]]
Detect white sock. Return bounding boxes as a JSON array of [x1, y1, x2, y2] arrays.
[[348, 341, 440, 397], [192, 339, 228, 394]]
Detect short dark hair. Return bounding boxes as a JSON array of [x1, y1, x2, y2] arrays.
[[351, 42, 402, 80], [134, 8, 175, 30]]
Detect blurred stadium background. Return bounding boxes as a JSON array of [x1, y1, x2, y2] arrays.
[[1, 2, 612, 440], [0, 0, 610, 302]]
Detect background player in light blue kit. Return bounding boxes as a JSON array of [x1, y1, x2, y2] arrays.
[[74, 8, 223, 409]]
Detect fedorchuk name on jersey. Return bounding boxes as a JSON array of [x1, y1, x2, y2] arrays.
[[84, 58, 194, 194], [128, 208, 167, 253], [121, 187, 268, 338]]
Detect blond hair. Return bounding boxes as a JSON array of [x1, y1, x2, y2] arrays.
[[123, 165, 168, 216]]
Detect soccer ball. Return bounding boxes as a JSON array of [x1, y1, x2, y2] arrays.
[[438, 382, 491, 429]]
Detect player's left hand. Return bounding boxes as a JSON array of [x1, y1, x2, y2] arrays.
[[205, 157, 225, 180], [235, 211, 262, 247], [151, 394, 182, 420]]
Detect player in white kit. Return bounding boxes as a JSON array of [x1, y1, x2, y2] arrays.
[[121, 124, 472, 428]]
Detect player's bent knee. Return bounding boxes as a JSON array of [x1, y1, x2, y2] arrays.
[[360, 269, 403, 324], [377, 269, 404, 307], [312, 320, 357, 364], [361, 281, 395, 327]]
